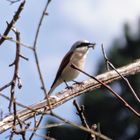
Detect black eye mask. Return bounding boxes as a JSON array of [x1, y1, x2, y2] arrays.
[[76, 42, 95, 48]]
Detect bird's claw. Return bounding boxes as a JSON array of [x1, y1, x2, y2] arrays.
[[66, 86, 73, 90], [73, 81, 84, 85]]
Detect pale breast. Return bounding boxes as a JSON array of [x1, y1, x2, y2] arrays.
[[61, 51, 87, 81]]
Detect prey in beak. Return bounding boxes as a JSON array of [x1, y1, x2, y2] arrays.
[[88, 42, 96, 49]]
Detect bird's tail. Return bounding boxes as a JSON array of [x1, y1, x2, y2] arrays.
[[47, 79, 62, 96], [47, 86, 56, 95]]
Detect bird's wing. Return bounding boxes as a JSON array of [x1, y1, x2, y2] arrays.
[[51, 51, 73, 89]]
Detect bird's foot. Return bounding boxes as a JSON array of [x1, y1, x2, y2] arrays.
[[64, 80, 73, 90], [72, 80, 84, 85], [65, 86, 73, 90]]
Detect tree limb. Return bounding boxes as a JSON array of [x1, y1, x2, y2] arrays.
[[0, 59, 140, 133]]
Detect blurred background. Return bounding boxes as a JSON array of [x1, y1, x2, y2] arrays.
[[0, 0, 140, 139]]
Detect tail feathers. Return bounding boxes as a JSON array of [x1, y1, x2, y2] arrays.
[[48, 79, 62, 95], [48, 85, 56, 95]]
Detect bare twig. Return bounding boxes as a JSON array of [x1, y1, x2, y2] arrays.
[[101, 44, 110, 71], [0, 82, 12, 92], [13, 98, 17, 129], [0, 60, 140, 133], [0, 34, 33, 50], [32, 0, 51, 97], [51, 112, 111, 140], [32, 0, 51, 96], [101, 45, 140, 103], [8, 29, 22, 111], [71, 64, 140, 117], [73, 100, 96, 140], [10, 98, 26, 140], [0, 36, 30, 92], [29, 0, 52, 139], [0, 93, 42, 114], [29, 111, 46, 140], [19, 54, 29, 61], [0, 0, 25, 45], [73, 100, 89, 128], [26, 123, 64, 132], [7, 28, 26, 139]]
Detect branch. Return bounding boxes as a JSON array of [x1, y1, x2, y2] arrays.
[[101, 44, 140, 103], [51, 112, 111, 140], [73, 100, 89, 129], [0, 59, 140, 133], [0, 0, 25, 45], [71, 64, 140, 117], [0, 34, 33, 50], [30, 0, 52, 139], [8, 29, 21, 111], [73, 100, 96, 140]]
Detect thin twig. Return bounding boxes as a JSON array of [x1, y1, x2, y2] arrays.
[[29, 111, 46, 140], [0, 93, 41, 114], [29, 0, 52, 139], [0, 0, 25, 45], [73, 100, 96, 140], [73, 100, 89, 128], [8, 28, 26, 139], [32, 0, 51, 97], [71, 64, 140, 117], [0, 60, 140, 134], [19, 54, 29, 61], [0, 34, 33, 50], [101, 45, 140, 103], [0, 81, 12, 91], [21, 123, 65, 132], [101, 44, 110, 71], [9, 29, 22, 111], [51, 112, 111, 140], [10, 98, 26, 140]]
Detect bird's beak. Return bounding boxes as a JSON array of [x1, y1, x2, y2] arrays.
[[88, 43, 96, 49]]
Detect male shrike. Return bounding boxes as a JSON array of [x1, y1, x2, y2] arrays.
[[48, 40, 95, 95]]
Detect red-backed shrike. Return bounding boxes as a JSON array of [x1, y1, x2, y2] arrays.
[[48, 40, 95, 95]]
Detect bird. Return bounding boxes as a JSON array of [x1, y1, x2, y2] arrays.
[[48, 40, 95, 95]]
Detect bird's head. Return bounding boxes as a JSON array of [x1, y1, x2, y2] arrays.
[[70, 40, 96, 53]]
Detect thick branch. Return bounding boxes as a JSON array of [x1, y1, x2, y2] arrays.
[[0, 59, 140, 133]]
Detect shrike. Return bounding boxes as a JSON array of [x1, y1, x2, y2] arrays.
[[48, 40, 95, 95]]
